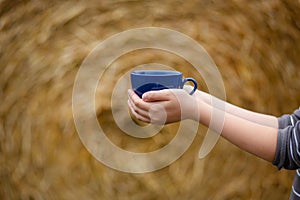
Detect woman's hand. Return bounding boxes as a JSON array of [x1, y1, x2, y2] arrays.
[[127, 88, 199, 124]]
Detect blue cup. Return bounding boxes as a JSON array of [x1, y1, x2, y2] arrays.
[[130, 70, 198, 98]]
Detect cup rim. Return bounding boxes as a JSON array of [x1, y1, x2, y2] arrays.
[[131, 70, 182, 76]]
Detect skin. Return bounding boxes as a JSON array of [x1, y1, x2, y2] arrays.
[[127, 88, 278, 162]]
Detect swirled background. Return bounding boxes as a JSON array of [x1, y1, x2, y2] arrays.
[[1, 0, 299, 199]]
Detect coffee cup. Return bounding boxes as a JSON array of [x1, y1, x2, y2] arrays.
[[130, 70, 198, 98]]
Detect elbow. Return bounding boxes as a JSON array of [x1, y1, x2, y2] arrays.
[[273, 126, 300, 170]]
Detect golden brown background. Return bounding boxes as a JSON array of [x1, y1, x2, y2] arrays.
[[1, 0, 300, 199]]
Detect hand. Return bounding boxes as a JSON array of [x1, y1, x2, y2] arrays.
[[127, 88, 199, 124]]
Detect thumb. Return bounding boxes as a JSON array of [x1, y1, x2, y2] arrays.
[[142, 89, 172, 102]]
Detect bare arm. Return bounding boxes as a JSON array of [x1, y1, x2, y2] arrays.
[[195, 98, 277, 162], [194, 90, 278, 128], [128, 89, 278, 162]]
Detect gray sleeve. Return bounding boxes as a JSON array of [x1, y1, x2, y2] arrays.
[[273, 108, 300, 170], [278, 109, 300, 129]]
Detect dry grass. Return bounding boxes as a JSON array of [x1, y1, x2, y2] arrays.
[[1, 0, 300, 199]]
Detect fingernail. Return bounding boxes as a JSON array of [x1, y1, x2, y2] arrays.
[[142, 93, 148, 101]]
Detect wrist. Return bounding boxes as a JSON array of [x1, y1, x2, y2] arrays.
[[185, 96, 201, 121]]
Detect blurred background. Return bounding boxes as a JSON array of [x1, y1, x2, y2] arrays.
[[1, 0, 300, 199]]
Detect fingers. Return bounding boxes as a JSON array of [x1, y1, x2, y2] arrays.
[[127, 89, 153, 122], [142, 89, 173, 102], [127, 89, 184, 124], [127, 98, 150, 119], [127, 89, 151, 111], [127, 100, 150, 123]]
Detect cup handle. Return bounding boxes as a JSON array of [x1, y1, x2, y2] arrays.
[[182, 78, 198, 95]]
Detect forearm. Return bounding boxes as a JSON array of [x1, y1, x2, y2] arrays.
[[128, 88, 278, 162], [196, 90, 278, 128], [197, 99, 278, 162]]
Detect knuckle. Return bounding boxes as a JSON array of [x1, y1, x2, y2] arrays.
[[134, 99, 141, 107], [151, 117, 164, 125], [135, 108, 142, 115]]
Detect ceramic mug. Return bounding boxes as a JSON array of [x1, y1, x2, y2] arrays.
[[130, 70, 198, 98]]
